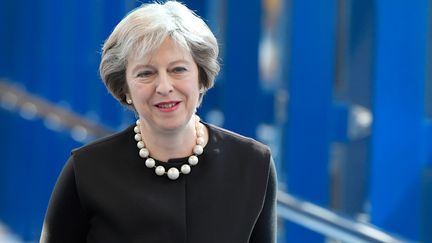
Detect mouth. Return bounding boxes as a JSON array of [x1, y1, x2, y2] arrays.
[[155, 101, 181, 112]]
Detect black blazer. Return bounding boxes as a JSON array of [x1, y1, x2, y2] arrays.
[[41, 123, 277, 243]]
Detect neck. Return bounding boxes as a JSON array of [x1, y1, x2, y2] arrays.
[[138, 118, 197, 162]]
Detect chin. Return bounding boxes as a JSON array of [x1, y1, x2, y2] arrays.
[[156, 116, 191, 131]]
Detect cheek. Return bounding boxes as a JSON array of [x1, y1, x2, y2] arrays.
[[186, 83, 201, 98], [129, 85, 154, 103]]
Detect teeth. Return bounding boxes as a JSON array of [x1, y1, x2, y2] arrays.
[[158, 103, 176, 108]]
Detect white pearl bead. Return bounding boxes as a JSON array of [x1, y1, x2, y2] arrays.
[[188, 155, 199, 165], [196, 137, 205, 145], [134, 126, 140, 133], [134, 134, 142, 142], [145, 158, 155, 168], [193, 145, 203, 155], [196, 129, 204, 137], [137, 141, 145, 149], [139, 148, 149, 158], [181, 164, 191, 174], [155, 166, 165, 176], [167, 168, 180, 180], [136, 120, 140, 125]]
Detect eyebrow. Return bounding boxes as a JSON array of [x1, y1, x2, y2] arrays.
[[130, 59, 192, 74]]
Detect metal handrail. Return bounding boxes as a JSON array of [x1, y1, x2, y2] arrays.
[[0, 80, 113, 141], [277, 191, 413, 243]]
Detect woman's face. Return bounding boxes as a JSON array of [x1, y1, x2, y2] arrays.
[[126, 37, 200, 133]]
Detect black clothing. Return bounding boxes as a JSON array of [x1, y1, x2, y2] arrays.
[[41, 123, 277, 243]]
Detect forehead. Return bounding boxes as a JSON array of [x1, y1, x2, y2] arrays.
[[128, 36, 192, 64]]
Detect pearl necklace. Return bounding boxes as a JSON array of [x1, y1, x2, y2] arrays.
[[134, 116, 205, 180]]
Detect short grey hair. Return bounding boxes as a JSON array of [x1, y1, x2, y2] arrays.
[[99, 1, 220, 107]]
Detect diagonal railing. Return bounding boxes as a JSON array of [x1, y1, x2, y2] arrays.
[[277, 191, 414, 243], [0, 80, 113, 141]]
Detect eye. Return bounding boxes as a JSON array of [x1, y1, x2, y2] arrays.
[[171, 67, 187, 74], [136, 70, 155, 78]]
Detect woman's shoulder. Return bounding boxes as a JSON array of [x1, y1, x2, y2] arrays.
[[205, 123, 274, 184], [205, 122, 271, 158]]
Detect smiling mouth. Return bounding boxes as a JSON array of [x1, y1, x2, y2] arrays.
[[155, 101, 180, 109]]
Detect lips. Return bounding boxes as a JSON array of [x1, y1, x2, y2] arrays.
[[155, 101, 181, 112]]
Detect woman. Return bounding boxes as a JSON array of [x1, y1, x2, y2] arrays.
[[41, 1, 277, 242]]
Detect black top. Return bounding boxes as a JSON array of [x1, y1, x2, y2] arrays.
[[41, 123, 277, 243]]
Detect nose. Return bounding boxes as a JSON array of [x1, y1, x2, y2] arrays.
[[155, 72, 173, 95]]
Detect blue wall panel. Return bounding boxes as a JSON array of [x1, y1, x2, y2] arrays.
[[285, 0, 337, 241], [370, 0, 429, 240], [222, 0, 264, 138]]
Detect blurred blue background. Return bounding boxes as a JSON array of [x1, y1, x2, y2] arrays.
[[0, 0, 431, 242]]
